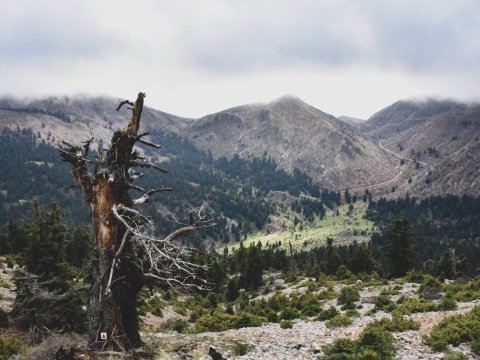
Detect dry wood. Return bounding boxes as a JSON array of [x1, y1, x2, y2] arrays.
[[57, 92, 213, 351]]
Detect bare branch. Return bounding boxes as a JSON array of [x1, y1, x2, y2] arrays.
[[116, 99, 134, 111], [136, 136, 162, 149], [56, 145, 95, 200], [132, 188, 172, 205], [111, 204, 214, 291], [129, 161, 169, 173]]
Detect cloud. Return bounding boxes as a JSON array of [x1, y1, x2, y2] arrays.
[[1, 0, 479, 119]]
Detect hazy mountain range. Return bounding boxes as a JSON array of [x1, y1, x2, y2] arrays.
[[0, 94, 479, 198]]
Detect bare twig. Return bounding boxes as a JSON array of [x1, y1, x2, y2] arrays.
[[132, 188, 172, 205], [129, 161, 169, 173], [116, 99, 134, 111]]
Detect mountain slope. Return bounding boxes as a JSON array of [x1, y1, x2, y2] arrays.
[[359, 99, 480, 197], [182, 96, 396, 190], [361, 99, 468, 139], [0, 95, 192, 147]]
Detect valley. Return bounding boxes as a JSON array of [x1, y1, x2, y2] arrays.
[[0, 94, 479, 360], [229, 202, 374, 252]]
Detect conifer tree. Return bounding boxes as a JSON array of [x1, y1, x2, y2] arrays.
[[384, 216, 416, 277]]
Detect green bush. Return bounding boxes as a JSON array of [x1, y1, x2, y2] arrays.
[[0, 279, 10, 289], [374, 294, 397, 312], [425, 306, 480, 352], [395, 296, 437, 314], [294, 292, 322, 316], [232, 341, 251, 356], [189, 305, 207, 322], [194, 311, 237, 333], [323, 325, 395, 360], [280, 319, 294, 329], [316, 306, 339, 321], [267, 293, 289, 311], [233, 312, 265, 329], [358, 326, 395, 359], [380, 286, 400, 296], [169, 319, 189, 333], [471, 338, 480, 355], [337, 286, 360, 310], [404, 269, 425, 283], [326, 314, 352, 328], [365, 315, 420, 332], [443, 351, 469, 360], [419, 275, 443, 300], [280, 306, 301, 320], [139, 294, 165, 317], [437, 295, 457, 311], [0, 335, 27, 360], [323, 338, 356, 359], [318, 285, 337, 300], [443, 277, 480, 302], [193, 310, 266, 333], [265, 309, 279, 323]]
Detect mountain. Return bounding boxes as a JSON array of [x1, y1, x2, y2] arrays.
[[182, 96, 396, 190], [338, 116, 366, 127], [0, 95, 192, 149], [358, 99, 480, 197], [1, 94, 479, 202], [360, 99, 468, 139]]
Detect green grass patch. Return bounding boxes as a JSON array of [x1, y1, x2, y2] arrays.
[[227, 202, 375, 251]]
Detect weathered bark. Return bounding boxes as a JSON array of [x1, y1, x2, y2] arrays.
[[59, 93, 146, 350], [59, 92, 211, 351]]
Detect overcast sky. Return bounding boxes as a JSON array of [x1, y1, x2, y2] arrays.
[[1, 0, 479, 119]]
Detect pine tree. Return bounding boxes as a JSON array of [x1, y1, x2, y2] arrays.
[[225, 277, 239, 301], [322, 237, 343, 275], [24, 202, 72, 284], [346, 242, 374, 274], [384, 216, 416, 277]]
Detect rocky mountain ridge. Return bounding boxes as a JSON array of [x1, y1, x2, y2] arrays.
[[0, 94, 478, 197], [358, 99, 480, 198], [182, 96, 396, 190]]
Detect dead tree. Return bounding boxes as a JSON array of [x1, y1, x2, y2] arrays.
[[58, 92, 212, 350]]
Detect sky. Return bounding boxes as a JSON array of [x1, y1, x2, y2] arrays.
[[1, 0, 480, 119]]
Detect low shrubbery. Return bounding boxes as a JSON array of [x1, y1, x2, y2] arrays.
[[395, 296, 437, 314], [374, 294, 397, 312], [443, 277, 480, 302], [443, 351, 470, 360], [232, 341, 252, 356], [323, 323, 395, 359], [337, 286, 360, 310], [169, 319, 189, 333], [365, 315, 420, 332], [425, 306, 480, 353], [326, 314, 352, 328], [193, 310, 266, 333], [316, 306, 339, 321], [280, 319, 294, 329], [0, 335, 27, 360]]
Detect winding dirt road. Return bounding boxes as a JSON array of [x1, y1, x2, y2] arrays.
[[350, 141, 428, 192]]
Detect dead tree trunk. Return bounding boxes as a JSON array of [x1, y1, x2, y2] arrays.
[[58, 92, 211, 351]]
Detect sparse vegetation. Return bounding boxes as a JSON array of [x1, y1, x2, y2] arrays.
[[425, 306, 480, 353], [0, 335, 27, 359], [326, 314, 353, 328]]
